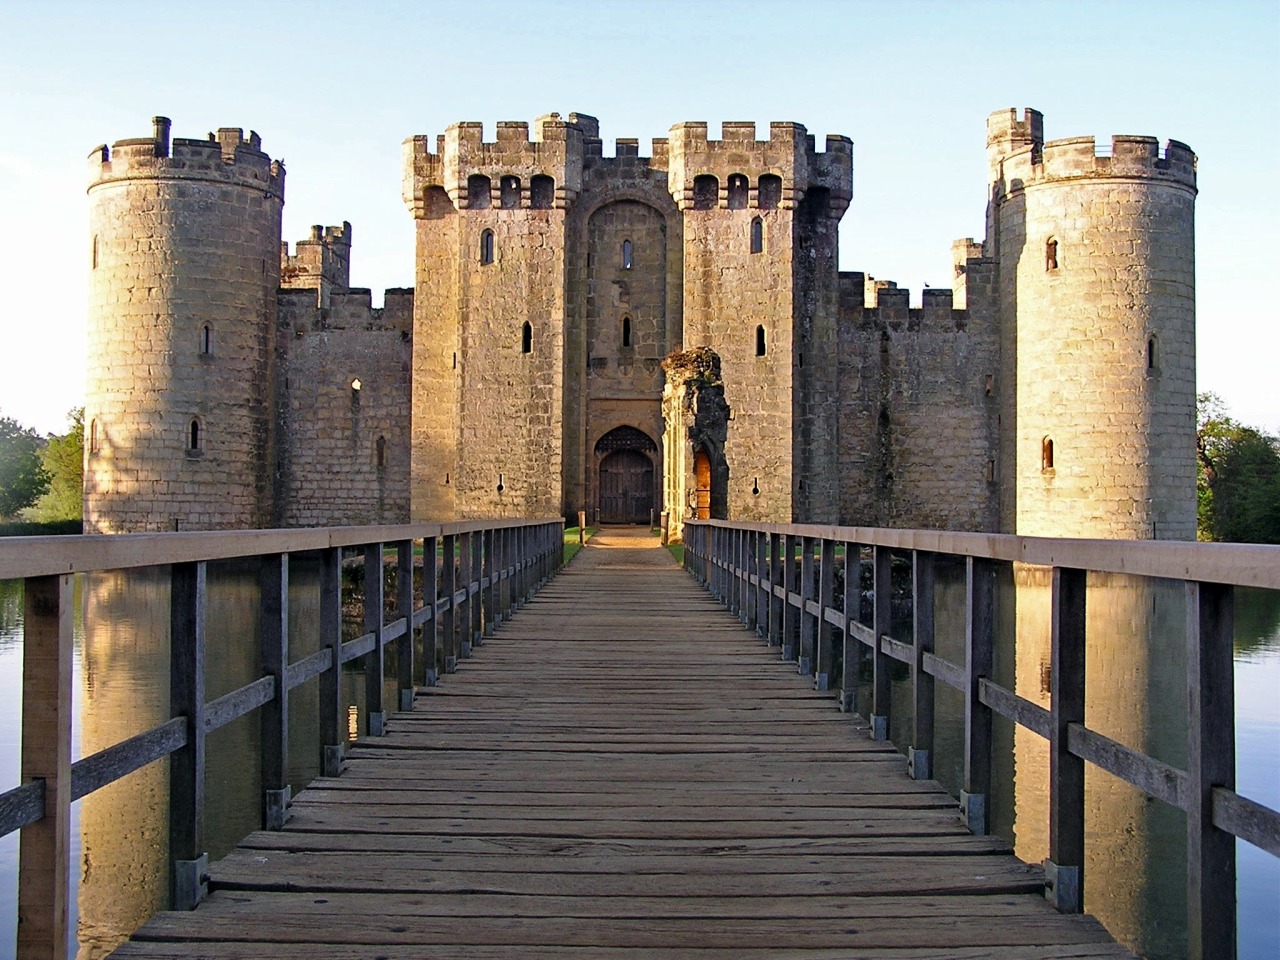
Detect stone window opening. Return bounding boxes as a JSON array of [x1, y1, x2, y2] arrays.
[[727, 174, 749, 210], [530, 174, 554, 209], [750, 216, 763, 254], [480, 229, 495, 265], [757, 174, 782, 210], [987, 459, 996, 482], [622, 239, 633, 270], [351, 378, 362, 407], [187, 418, 203, 456], [1045, 237, 1059, 271], [521, 321, 532, 354], [1146, 336, 1158, 375], [467, 174, 491, 210], [693, 174, 719, 210], [1041, 436, 1055, 472], [622, 315, 633, 348], [89, 419, 99, 455], [91, 235, 98, 269], [375, 435, 386, 471], [500, 175, 521, 209], [755, 325, 766, 357], [201, 324, 212, 355]]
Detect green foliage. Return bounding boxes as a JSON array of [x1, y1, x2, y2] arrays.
[[1197, 393, 1280, 543], [25, 408, 84, 523], [0, 413, 50, 519]]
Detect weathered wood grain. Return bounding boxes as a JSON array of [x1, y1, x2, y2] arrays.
[[109, 528, 1133, 959]]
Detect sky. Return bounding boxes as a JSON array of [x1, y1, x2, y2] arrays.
[[0, 0, 1276, 437]]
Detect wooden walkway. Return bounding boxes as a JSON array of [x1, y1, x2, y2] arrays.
[[110, 528, 1132, 959]]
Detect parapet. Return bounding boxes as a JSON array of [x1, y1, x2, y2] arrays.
[[666, 120, 852, 214], [281, 221, 353, 297], [88, 115, 284, 198], [840, 271, 966, 333], [987, 108, 1044, 160]]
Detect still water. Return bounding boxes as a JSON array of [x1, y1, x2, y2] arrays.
[[1, 563, 1278, 958]]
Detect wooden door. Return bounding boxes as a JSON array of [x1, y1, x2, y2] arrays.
[[599, 450, 654, 523]]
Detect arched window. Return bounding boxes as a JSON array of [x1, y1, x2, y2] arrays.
[[622, 315, 632, 348], [750, 217, 763, 254], [351, 378, 362, 406], [188, 419, 202, 453], [1045, 237, 1059, 271], [530, 174, 554, 209], [89, 419, 99, 455], [201, 324, 212, 355], [500, 175, 521, 209], [755, 325, 766, 357], [622, 239, 633, 269], [467, 174, 491, 209], [727, 174, 749, 210], [1041, 436, 1055, 472], [375, 435, 386, 470], [758, 174, 782, 210], [521, 321, 532, 354], [480, 229, 494, 265], [693, 174, 719, 210]]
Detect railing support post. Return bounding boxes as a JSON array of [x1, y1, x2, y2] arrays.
[[470, 530, 484, 648], [483, 528, 497, 638], [767, 532, 782, 646], [781, 534, 798, 662], [908, 551, 935, 780], [169, 561, 208, 910], [1046, 566, 1086, 912], [815, 538, 835, 691], [798, 537, 816, 677], [260, 553, 291, 831], [319, 548, 344, 777], [1187, 580, 1236, 959], [458, 531, 473, 659], [363, 543, 386, 736], [423, 536, 439, 687], [840, 542, 858, 713], [870, 546, 892, 740], [961, 556, 995, 834], [16, 574, 73, 960], [396, 540, 415, 712], [442, 533, 458, 673]]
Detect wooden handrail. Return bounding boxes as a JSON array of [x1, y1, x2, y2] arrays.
[[1, 517, 565, 960], [682, 518, 1280, 960]]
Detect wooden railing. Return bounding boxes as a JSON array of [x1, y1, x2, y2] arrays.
[[683, 519, 1280, 960], [0, 517, 564, 960]]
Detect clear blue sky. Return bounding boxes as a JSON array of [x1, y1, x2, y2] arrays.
[[1, 0, 1276, 436]]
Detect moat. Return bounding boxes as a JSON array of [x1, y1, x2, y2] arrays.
[[1, 568, 1277, 959]]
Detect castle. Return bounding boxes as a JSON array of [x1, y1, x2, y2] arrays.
[[83, 109, 1198, 541]]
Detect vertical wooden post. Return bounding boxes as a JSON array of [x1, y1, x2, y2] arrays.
[[260, 553, 291, 830], [744, 530, 757, 631], [423, 535, 440, 687], [740, 529, 751, 625], [500, 527, 512, 619], [457, 531, 473, 658], [318, 547, 344, 777], [1186, 580, 1236, 959], [799, 537, 816, 677], [470, 530, 484, 647], [483, 528, 497, 638], [396, 540, 415, 712], [169, 561, 208, 909], [755, 531, 768, 638], [869, 546, 892, 740], [815, 538, 835, 691], [16, 574, 73, 959], [363, 543, 385, 735], [1046, 566, 1086, 912], [961, 556, 995, 834], [840, 542, 858, 713], [908, 551, 935, 780], [442, 533, 458, 673], [767, 532, 782, 646], [782, 534, 798, 662], [727, 529, 739, 617]]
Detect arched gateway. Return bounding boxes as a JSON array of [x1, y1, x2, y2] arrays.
[[595, 426, 657, 524]]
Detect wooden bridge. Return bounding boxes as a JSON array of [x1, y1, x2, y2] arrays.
[[3, 519, 1277, 958]]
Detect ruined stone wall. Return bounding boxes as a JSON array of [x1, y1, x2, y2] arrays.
[[84, 119, 283, 532], [275, 288, 412, 527], [989, 110, 1198, 539], [837, 272, 1000, 531]]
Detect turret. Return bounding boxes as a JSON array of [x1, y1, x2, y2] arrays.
[[84, 117, 284, 532]]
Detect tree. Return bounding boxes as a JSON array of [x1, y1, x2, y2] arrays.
[[0, 413, 50, 519], [1197, 393, 1280, 543], [25, 408, 84, 523]]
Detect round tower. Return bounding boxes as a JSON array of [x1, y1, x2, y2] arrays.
[[85, 117, 285, 532], [988, 108, 1197, 539]]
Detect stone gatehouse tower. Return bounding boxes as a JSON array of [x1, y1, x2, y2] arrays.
[[85, 107, 1197, 540]]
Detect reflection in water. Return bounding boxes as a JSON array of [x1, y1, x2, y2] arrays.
[[1, 565, 1277, 958]]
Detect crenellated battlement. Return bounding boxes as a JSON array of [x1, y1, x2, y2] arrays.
[[666, 121, 852, 214], [838, 272, 968, 332], [88, 116, 284, 197], [281, 221, 352, 299], [998, 133, 1196, 192]]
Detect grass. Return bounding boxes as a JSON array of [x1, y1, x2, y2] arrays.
[[563, 526, 596, 564]]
